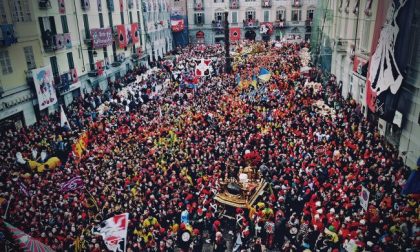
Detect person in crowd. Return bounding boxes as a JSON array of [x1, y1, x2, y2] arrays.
[[0, 41, 417, 252]]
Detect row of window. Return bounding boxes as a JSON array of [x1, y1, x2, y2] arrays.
[[195, 9, 314, 24], [0, 47, 74, 77]]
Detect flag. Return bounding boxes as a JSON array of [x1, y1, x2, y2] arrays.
[[402, 169, 420, 195], [60, 176, 84, 192], [258, 68, 271, 82], [18, 182, 31, 197], [235, 73, 241, 86], [251, 74, 258, 88], [92, 213, 129, 252], [359, 186, 369, 211], [60, 105, 71, 130], [72, 132, 89, 158], [230, 27, 241, 41], [194, 59, 212, 77], [4, 221, 55, 252]]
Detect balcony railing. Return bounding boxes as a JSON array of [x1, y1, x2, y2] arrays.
[[212, 20, 225, 34], [230, 0, 239, 9], [292, 0, 302, 8], [38, 0, 51, 9], [261, 0, 272, 8], [194, 1, 204, 11], [273, 20, 286, 29], [0, 24, 18, 46], [243, 19, 259, 29], [335, 40, 348, 52]]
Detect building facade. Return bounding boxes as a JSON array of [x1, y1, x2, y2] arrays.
[[141, 0, 172, 61], [168, 0, 189, 47], [187, 0, 317, 44], [0, 0, 171, 130], [312, 0, 420, 168]]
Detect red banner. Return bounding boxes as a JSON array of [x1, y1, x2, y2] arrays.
[[230, 27, 241, 41], [131, 23, 139, 43], [171, 19, 184, 32], [96, 60, 104, 76], [116, 24, 127, 49]]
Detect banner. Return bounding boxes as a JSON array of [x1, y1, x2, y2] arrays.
[[96, 60, 104, 76], [131, 23, 139, 43], [171, 19, 184, 32], [116, 24, 127, 49], [194, 59, 212, 77], [32, 65, 58, 110], [91, 28, 113, 49], [260, 22, 273, 35], [366, 0, 415, 122], [230, 27, 241, 41], [4, 222, 54, 252], [92, 213, 129, 252], [60, 176, 84, 192], [359, 186, 369, 211]]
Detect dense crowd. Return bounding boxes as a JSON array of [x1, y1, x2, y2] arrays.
[[0, 41, 418, 252]]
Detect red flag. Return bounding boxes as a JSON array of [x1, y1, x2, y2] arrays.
[[230, 27, 241, 41], [117, 24, 127, 49], [4, 222, 54, 252], [131, 23, 139, 43]]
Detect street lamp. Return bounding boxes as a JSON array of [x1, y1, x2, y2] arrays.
[[224, 8, 232, 74]]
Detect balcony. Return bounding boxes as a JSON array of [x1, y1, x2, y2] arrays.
[[42, 33, 70, 52], [230, 0, 239, 9], [292, 0, 302, 8], [243, 19, 259, 29], [335, 40, 348, 52], [194, 1, 204, 11], [261, 0, 272, 8], [212, 20, 225, 34], [0, 24, 18, 46], [38, 0, 51, 9], [273, 20, 286, 29]]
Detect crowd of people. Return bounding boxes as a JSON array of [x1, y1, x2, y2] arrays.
[[0, 41, 418, 252]]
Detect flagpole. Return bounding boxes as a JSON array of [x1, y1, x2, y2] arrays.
[[2, 195, 13, 219], [85, 189, 100, 213]]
